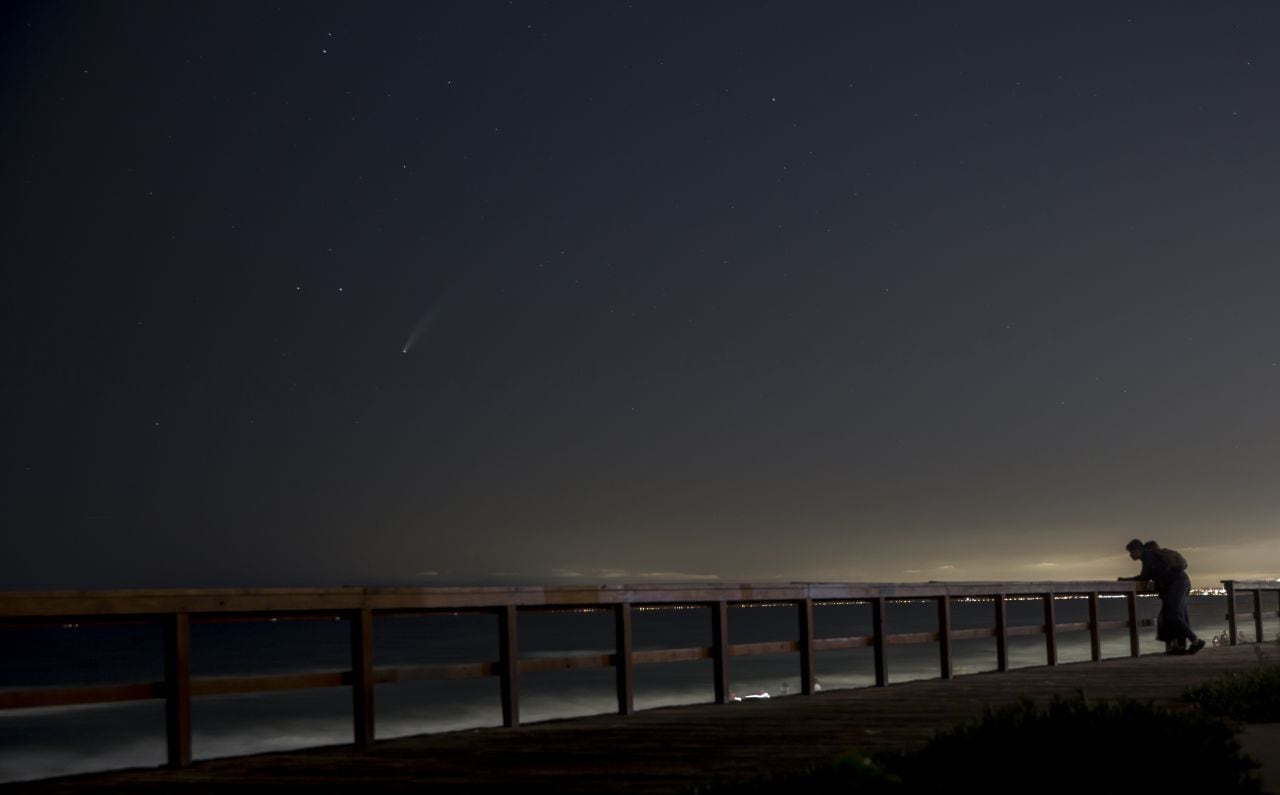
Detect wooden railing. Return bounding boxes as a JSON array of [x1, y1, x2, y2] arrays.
[[0, 581, 1148, 768], [1224, 579, 1280, 644]]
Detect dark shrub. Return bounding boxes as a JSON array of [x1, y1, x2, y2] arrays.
[[1184, 658, 1280, 722], [880, 695, 1260, 794], [687, 751, 902, 794], [693, 695, 1261, 794]]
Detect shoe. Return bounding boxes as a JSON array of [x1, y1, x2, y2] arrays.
[[1165, 647, 1187, 655], [1187, 639, 1205, 655]]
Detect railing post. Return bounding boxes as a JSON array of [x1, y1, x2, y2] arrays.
[[163, 612, 192, 768], [1254, 589, 1265, 643], [1225, 581, 1238, 646], [1126, 591, 1140, 656], [614, 603, 634, 715], [498, 605, 519, 727], [711, 601, 729, 704], [870, 598, 887, 687], [1088, 592, 1101, 662], [937, 595, 952, 679], [798, 598, 815, 695], [1043, 592, 1057, 666], [350, 607, 374, 745], [994, 594, 1009, 672]]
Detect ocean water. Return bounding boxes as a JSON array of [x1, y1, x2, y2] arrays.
[[0, 594, 1270, 783]]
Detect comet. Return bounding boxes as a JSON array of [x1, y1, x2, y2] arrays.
[[400, 288, 457, 354]]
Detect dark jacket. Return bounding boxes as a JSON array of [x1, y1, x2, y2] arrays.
[[1157, 547, 1187, 573], [1130, 548, 1182, 592]]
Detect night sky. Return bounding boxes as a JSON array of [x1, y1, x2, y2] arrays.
[[4, 2, 1279, 590]]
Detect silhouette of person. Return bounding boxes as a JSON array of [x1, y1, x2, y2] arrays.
[[1118, 538, 1204, 655], [1141, 540, 1187, 652]]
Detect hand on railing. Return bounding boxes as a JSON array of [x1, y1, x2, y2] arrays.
[[1117, 578, 1157, 594]]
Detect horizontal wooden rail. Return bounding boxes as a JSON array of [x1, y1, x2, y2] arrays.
[[0, 581, 1146, 619], [191, 671, 350, 697], [729, 640, 800, 657], [518, 653, 615, 674], [375, 662, 500, 682], [0, 682, 164, 711], [0, 580, 1161, 772], [632, 646, 712, 664], [812, 635, 874, 651]]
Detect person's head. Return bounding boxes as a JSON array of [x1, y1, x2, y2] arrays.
[[1143, 540, 1159, 550], [1126, 539, 1144, 560]]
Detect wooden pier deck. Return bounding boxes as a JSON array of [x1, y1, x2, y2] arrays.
[[9, 642, 1279, 794]]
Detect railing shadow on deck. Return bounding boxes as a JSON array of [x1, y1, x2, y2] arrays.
[[0, 579, 1273, 771]]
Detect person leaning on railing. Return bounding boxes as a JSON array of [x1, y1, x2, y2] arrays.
[[1118, 538, 1205, 655]]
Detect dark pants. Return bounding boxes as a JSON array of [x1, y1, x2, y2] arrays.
[[1158, 571, 1196, 645]]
